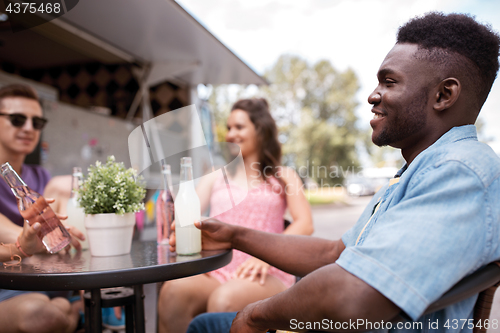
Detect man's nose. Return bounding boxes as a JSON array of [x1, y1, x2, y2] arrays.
[[368, 91, 381, 105], [21, 118, 34, 131]]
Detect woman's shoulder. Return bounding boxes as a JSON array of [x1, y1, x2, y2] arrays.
[[275, 166, 301, 185]]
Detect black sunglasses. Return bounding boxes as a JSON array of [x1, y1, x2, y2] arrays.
[[0, 112, 48, 130]]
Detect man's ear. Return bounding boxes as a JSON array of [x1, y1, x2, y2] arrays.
[[434, 78, 461, 111]]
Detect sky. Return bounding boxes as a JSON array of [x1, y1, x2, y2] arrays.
[[176, 0, 500, 147]]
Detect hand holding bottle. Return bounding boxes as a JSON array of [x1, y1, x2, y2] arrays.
[[17, 221, 44, 256], [61, 221, 86, 252], [22, 197, 85, 253], [34, 197, 86, 253], [1, 162, 72, 253], [169, 218, 233, 253]]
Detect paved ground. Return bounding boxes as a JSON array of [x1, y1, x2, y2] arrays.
[[311, 195, 372, 241], [310, 196, 500, 331]]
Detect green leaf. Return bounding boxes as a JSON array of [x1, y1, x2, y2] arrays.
[[77, 155, 146, 214]]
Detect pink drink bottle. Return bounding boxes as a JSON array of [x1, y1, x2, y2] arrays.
[[158, 162, 174, 245], [1, 162, 71, 253]]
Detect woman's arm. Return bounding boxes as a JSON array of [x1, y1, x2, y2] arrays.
[[0, 213, 22, 244], [0, 221, 43, 262], [196, 171, 218, 215], [43, 175, 72, 215], [279, 166, 314, 236]]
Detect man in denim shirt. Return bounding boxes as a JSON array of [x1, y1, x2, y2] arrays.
[[173, 12, 500, 333]]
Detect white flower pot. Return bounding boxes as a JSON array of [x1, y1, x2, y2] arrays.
[[84, 213, 136, 257]]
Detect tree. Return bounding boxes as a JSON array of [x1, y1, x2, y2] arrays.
[[204, 54, 363, 185], [261, 55, 361, 185]]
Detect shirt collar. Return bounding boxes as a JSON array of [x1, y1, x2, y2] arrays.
[[394, 125, 478, 178]]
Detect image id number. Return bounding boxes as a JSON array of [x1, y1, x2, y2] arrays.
[[444, 319, 498, 330], [5, 2, 61, 14]]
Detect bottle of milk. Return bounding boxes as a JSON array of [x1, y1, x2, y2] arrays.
[[66, 167, 89, 250], [174, 157, 201, 255]]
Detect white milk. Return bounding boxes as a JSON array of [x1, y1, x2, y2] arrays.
[[66, 196, 89, 250], [174, 158, 201, 255]]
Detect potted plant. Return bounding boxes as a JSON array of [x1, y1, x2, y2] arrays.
[[78, 156, 146, 256]]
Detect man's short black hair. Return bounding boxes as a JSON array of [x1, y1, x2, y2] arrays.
[[397, 12, 500, 110]]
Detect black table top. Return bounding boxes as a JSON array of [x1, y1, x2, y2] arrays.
[[0, 241, 232, 291]]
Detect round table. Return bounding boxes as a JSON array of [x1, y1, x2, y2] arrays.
[[0, 241, 232, 332]]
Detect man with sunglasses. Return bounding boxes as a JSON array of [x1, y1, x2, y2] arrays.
[[0, 84, 50, 228], [0, 84, 81, 333]]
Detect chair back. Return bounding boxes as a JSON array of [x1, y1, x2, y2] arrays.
[[473, 277, 500, 333], [424, 262, 500, 333]]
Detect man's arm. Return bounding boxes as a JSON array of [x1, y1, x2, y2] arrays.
[[231, 264, 401, 333], [196, 220, 345, 277], [43, 175, 72, 215]]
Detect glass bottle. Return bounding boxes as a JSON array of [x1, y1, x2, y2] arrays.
[[66, 167, 89, 250], [174, 157, 201, 255], [158, 163, 174, 245], [0, 162, 71, 253]]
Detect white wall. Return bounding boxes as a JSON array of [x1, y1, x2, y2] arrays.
[[41, 100, 134, 176]]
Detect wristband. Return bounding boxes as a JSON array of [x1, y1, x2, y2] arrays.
[[1, 243, 22, 266], [16, 238, 32, 257]]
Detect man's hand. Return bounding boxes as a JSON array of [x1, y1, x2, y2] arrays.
[[63, 222, 85, 252], [169, 218, 234, 252], [234, 257, 270, 285], [197, 218, 235, 250], [230, 301, 269, 333]]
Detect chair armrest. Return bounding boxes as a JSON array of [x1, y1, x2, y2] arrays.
[[424, 262, 500, 315], [275, 263, 500, 333]]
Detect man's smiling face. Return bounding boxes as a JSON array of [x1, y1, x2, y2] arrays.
[[368, 43, 438, 150], [0, 97, 43, 156]]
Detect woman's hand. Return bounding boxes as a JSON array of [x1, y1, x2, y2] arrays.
[[18, 221, 44, 256], [168, 220, 176, 252], [234, 257, 270, 285], [46, 198, 85, 252], [63, 222, 85, 253]]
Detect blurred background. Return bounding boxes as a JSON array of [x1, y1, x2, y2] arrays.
[[1, 1, 499, 330], [1, 0, 498, 203], [178, 0, 500, 202]]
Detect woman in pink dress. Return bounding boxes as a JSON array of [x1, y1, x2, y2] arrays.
[[157, 98, 313, 333]]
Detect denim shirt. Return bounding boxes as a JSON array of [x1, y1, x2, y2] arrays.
[[337, 125, 500, 333]]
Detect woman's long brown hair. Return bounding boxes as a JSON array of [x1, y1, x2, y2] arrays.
[[231, 98, 283, 185]]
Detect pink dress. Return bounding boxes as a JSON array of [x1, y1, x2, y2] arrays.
[[207, 175, 295, 288]]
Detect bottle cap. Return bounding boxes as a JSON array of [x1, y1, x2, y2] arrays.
[[180, 157, 192, 166], [72, 167, 83, 177], [161, 164, 171, 174]]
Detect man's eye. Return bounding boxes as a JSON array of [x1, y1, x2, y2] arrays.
[[384, 79, 395, 84]]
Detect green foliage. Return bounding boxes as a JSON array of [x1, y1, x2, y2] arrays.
[[203, 54, 364, 185], [262, 55, 363, 185], [78, 156, 146, 215]]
